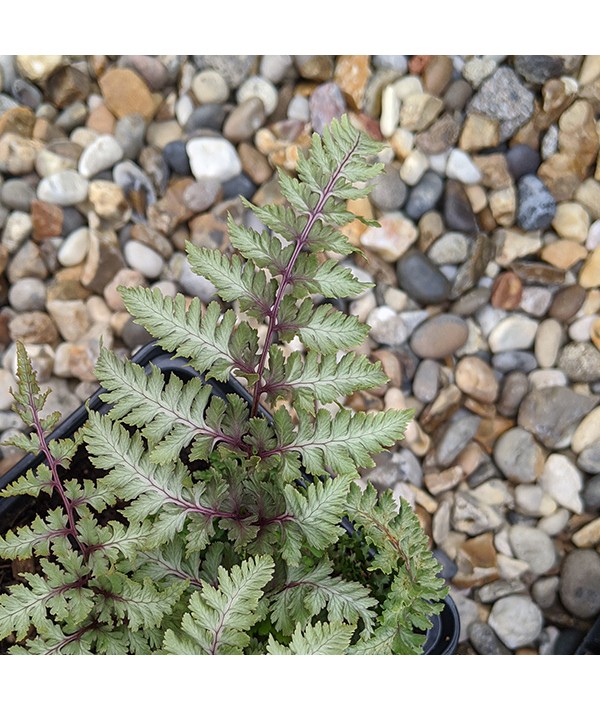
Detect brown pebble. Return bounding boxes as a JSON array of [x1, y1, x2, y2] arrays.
[[491, 271, 523, 310], [333, 55, 371, 111], [511, 261, 565, 286], [86, 103, 116, 134], [455, 356, 499, 404], [47, 66, 91, 108], [408, 55, 432, 75], [541, 240, 588, 270], [9, 311, 59, 345], [31, 200, 64, 241], [0, 107, 36, 137], [99, 67, 157, 121], [423, 55, 453, 96], [238, 142, 273, 185]]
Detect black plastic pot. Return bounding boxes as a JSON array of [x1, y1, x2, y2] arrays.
[[0, 342, 460, 655]]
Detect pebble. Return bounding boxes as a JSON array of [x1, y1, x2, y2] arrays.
[[579, 247, 600, 288], [37, 170, 88, 206], [366, 306, 408, 347], [549, 284, 587, 322], [446, 148, 482, 184], [455, 356, 498, 403], [552, 202, 591, 242], [369, 165, 407, 211], [309, 82, 346, 134], [193, 56, 255, 88], [287, 95, 310, 123], [468, 67, 535, 141], [399, 93, 443, 132], [509, 525, 556, 575], [488, 314, 538, 352], [399, 150, 428, 186], [1, 179, 36, 211], [435, 413, 481, 468], [412, 359, 441, 403], [186, 137, 242, 182], [452, 490, 504, 535], [115, 114, 148, 161], [540, 453, 583, 513], [162, 140, 191, 176], [191, 69, 230, 104], [514, 55, 564, 84], [410, 314, 468, 359], [237, 76, 278, 116], [459, 114, 500, 152], [519, 286, 552, 317], [223, 98, 266, 144], [541, 239, 588, 270], [559, 550, 600, 618], [506, 144, 541, 180], [572, 407, 600, 454], [46, 299, 90, 342], [427, 232, 469, 264], [360, 213, 417, 262], [404, 171, 444, 220], [8, 277, 46, 311], [493, 427, 545, 484], [515, 484, 556, 517], [99, 67, 156, 121], [396, 249, 450, 304], [516, 175, 556, 231], [259, 55, 293, 84], [2, 210, 32, 253], [468, 622, 511, 655], [171, 252, 217, 301], [16, 55, 63, 82], [444, 179, 478, 234], [9, 311, 59, 345], [572, 518, 600, 548], [123, 240, 164, 279], [488, 595, 543, 649], [182, 179, 221, 213], [558, 342, 600, 382]]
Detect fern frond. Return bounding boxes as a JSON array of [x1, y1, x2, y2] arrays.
[[227, 214, 293, 270], [119, 288, 259, 382], [290, 253, 373, 298], [267, 620, 355, 655], [163, 555, 274, 655], [0, 464, 54, 498], [0, 508, 69, 559]]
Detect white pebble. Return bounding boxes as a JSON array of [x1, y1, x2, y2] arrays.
[[124, 241, 164, 279], [237, 75, 278, 116], [446, 148, 482, 184], [58, 227, 90, 267], [541, 453, 583, 514], [186, 137, 241, 182], [78, 135, 124, 179]]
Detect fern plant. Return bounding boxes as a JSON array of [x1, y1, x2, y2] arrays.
[[0, 115, 447, 655]]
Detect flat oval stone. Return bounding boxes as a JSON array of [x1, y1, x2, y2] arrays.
[[37, 170, 89, 206], [572, 407, 600, 454], [186, 137, 241, 182], [559, 550, 600, 618], [493, 427, 545, 484], [57, 226, 90, 267], [541, 453, 583, 513], [509, 524, 556, 575], [435, 413, 481, 468], [396, 248, 450, 304], [488, 314, 538, 352], [534, 318, 563, 368], [549, 284, 587, 321], [409, 313, 468, 359], [78, 134, 124, 179], [404, 171, 444, 220]]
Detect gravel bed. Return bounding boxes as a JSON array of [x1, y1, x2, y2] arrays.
[[0, 54, 599, 654]]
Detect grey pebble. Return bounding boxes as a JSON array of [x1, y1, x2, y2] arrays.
[[369, 164, 407, 212], [468, 621, 512, 655], [558, 342, 600, 383], [1, 179, 35, 211], [509, 524, 556, 575], [436, 413, 481, 467], [582, 472, 600, 507], [404, 171, 443, 220], [8, 277, 46, 311], [115, 113, 147, 161], [193, 55, 256, 88], [397, 249, 450, 305], [559, 550, 600, 619], [412, 359, 441, 403], [488, 595, 543, 649], [494, 427, 544, 484], [309, 82, 346, 134], [517, 175, 556, 231]]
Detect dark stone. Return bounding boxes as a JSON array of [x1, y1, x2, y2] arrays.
[[444, 79, 473, 112], [582, 474, 600, 509], [432, 548, 458, 581], [559, 550, 600, 619], [46, 66, 91, 108], [513, 56, 565, 84], [221, 173, 256, 201], [121, 317, 155, 350], [511, 260, 565, 286], [404, 171, 444, 220], [516, 175, 556, 231], [396, 249, 451, 305], [450, 235, 495, 298], [163, 141, 192, 176], [468, 622, 512, 655], [506, 144, 541, 180], [549, 284, 587, 321], [444, 179, 478, 234], [451, 286, 492, 316], [184, 104, 229, 133], [552, 628, 586, 655], [467, 461, 499, 488]]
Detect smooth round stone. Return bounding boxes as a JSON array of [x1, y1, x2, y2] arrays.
[[1, 211, 32, 253], [528, 368, 568, 389], [309, 82, 346, 134], [571, 407, 600, 454], [114, 113, 147, 161], [569, 315, 597, 342], [221, 173, 256, 201], [409, 313, 468, 359], [1, 178, 35, 210], [579, 442, 600, 474], [539, 508, 570, 536], [373, 55, 408, 72], [8, 277, 46, 311], [223, 98, 266, 143], [549, 284, 587, 322], [580, 246, 600, 289], [366, 306, 408, 347], [514, 484, 556, 517], [412, 359, 441, 403], [497, 370, 529, 417], [427, 231, 469, 264], [369, 164, 407, 211], [182, 179, 221, 212], [163, 141, 191, 176], [541, 124, 559, 160], [404, 171, 444, 220], [488, 314, 538, 353], [492, 350, 538, 373], [186, 137, 241, 182], [534, 318, 562, 368], [468, 622, 511, 655], [435, 413, 481, 467], [237, 75, 278, 116], [506, 144, 541, 180], [509, 524, 556, 575], [396, 249, 450, 305], [518, 385, 599, 449], [445, 148, 482, 184], [558, 342, 600, 382], [494, 427, 545, 484], [488, 595, 543, 649], [444, 79, 473, 111], [516, 175, 556, 231], [519, 286, 551, 317], [37, 170, 89, 206], [583, 474, 600, 509], [78, 134, 124, 179], [259, 55, 293, 84], [455, 355, 499, 403], [559, 550, 600, 618], [532, 576, 560, 609], [191, 69, 230, 104], [184, 104, 228, 133], [552, 202, 590, 243], [541, 453, 583, 514], [57, 226, 90, 267], [399, 150, 429, 186], [287, 94, 310, 122], [124, 240, 164, 279]]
